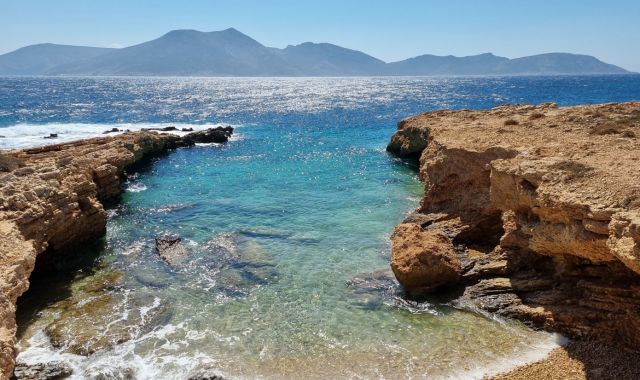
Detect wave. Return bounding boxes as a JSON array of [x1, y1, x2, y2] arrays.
[[0, 122, 240, 150]]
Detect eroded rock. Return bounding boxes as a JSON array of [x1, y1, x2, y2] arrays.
[[1, 129, 232, 375], [390, 223, 462, 293], [387, 101, 640, 346]]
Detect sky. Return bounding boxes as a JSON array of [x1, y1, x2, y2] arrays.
[[1, 0, 639, 71]]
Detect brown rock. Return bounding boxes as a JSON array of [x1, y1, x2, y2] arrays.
[[387, 101, 640, 347], [0, 128, 232, 376], [390, 223, 462, 293]]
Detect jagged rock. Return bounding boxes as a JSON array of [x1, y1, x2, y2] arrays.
[[12, 361, 72, 380], [142, 126, 178, 132], [387, 101, 640, 346], [155, 236, 187, 265], [0, 129, 232, 376], [390, 223, 462, 293], [102, 128, 121, 134], [182, 126, 233, 144]]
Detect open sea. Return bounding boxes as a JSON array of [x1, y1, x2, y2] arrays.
[[3, 75, 640, 379]]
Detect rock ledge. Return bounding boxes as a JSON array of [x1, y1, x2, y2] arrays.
[[387, 102, 640, 346], [0, 128, 232, 378]]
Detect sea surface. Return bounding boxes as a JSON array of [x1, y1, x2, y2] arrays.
[[3, 75, 640, 379]]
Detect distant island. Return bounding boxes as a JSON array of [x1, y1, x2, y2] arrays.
[[0, 28, 631, 77]]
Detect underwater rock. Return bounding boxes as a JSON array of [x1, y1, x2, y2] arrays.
[[346, 270, 399, 310], [75, 270, 124, 293], [202, 233, 278, 295], [187, 369, 225, 380], [155, 236, 187, 265], [346, 270, 437, 313], [45, 292, 171, 355], [12, 361, 72, 380], [85, 366, 135, 380]]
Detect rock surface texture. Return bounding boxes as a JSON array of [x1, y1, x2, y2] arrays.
[[0, 128, 232, 379], [388, 102, 640, 346]]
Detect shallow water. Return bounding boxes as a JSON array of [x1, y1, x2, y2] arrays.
[[5, 75, 640, 379]]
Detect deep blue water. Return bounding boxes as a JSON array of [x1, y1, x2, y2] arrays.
[[4, 75, 640, 379]]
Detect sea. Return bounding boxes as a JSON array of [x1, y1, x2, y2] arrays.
[[2, 75, 640, 379]]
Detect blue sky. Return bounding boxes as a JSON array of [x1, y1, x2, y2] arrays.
[[2, 0, 639, 71]]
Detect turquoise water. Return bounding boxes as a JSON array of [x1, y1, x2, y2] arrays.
[[7, 76, 640, 379]]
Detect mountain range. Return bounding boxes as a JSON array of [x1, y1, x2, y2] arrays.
[[0, 28, 631, 76]]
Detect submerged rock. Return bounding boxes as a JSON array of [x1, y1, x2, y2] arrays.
[[187, 370, 225, 380], [12, 361, 72, 380], [201, 232, 278, 295], [346, 270, 437, 313], [155, 236, 187, 265], [45, 292, 171, 355]]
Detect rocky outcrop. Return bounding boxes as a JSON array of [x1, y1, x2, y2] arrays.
[[0, 128, 232, 379], [155, 236, 187, 265], [387, 102, 640, 346]]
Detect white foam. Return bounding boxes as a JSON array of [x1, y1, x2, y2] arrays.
[[126, 181, 148, 193], [0, 122, 240, 150], [441, 333, 567, 380]]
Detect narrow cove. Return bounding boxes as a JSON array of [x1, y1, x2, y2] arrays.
[[14, 122, 558, 379]]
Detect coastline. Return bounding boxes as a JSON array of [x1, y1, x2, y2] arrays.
[[486, 340, 640, 380], [386, 102, 640, 377], [0, 127, 232, 378]]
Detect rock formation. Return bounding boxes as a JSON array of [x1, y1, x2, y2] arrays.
[[0, 127, 232, 379], [387, 102, 640, 346]]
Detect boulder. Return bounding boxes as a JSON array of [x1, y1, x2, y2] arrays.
[[182, 127, 233, 144], [390, 223, 462, 293]]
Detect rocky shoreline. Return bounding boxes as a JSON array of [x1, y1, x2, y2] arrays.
[[387, 102, 640, 373], [0, 127, 232, 379]]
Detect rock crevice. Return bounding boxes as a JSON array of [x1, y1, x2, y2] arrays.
[[387, 102, 640, 346]]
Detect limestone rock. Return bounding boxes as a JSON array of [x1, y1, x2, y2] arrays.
[[0, 128, 232, 376], [387, 101, 640, 346]]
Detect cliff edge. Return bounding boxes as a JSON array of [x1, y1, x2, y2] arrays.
[[0, 127, 232, 379], [387, 102, 640, 346]]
